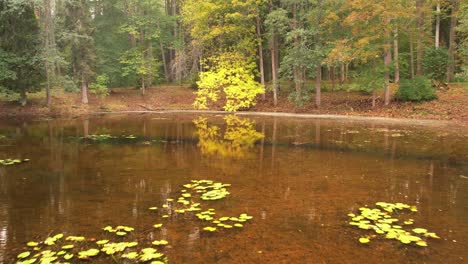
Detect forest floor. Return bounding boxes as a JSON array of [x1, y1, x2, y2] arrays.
[[0, 83, 467, 123]]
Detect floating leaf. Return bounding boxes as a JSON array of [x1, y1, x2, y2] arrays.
[[17, 251, 30, 259], [203, 227, 217, 232], [62, 245, 74, 249], [412, 228, 428, 234], [152, 240, 169, 246], [153, 224, 163, 228], [149, 207, 158, 210], [64, 253, 74, 260], [359, 237, 370, 244], [424, 232, 440, 239], [96, 240, 109, 245], [27, 242, 38, 247], [116, 231, 127, 236], [416, 240, 428, 247], [122, 252, 139, 259], [66, 236, 85, 241]]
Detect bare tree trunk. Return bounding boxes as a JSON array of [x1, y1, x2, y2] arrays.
[[141, 74, 145, 95], [435, 0, 440, 48], [271, 36, 278, 106], [256, 15, 266, 100], [315, 65, 321, 107], [340, 61, 345, 84], [81, 73, 88, 104], [372, 90, 376, 108], [157, 21, 169, 82], [393, 28, 400, 83], [19, 90, 27, 106], [409, 34, 415, 79], [384, 26, 392, 106], [416, 0, 425, 75], [331, 66, 335, 91], [446, 0, 459, 82]]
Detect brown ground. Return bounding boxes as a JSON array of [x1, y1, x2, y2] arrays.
[[0, 84, 467, 123]]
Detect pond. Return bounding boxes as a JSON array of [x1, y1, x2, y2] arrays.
[[0, 113, 467, 263]]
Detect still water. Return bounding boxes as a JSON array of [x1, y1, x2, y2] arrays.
[[0, 113, 467, 263]]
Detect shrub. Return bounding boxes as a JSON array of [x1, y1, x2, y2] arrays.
[[395, 76, 437, 102], [423, 47, 448, 81], [89, 74, 109, 99]]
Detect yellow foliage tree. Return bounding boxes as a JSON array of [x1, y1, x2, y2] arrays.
[[194, 52, 264, 111]]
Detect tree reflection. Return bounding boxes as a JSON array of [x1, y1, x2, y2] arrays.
[[193, 115, 264, 158]]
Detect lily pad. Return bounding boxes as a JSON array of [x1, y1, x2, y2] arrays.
[[17, 251, 30, 259], [359, 237, 370, 244]]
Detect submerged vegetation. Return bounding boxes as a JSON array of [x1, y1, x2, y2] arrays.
[[348, 202, 440, 247], [15, 180, 253, 263]]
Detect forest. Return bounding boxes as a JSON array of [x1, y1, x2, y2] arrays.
[[0, 0, 466, 112]]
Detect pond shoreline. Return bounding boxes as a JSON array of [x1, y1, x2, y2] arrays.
[[92, 110, 463, 127], [1, 86, 467, 125]]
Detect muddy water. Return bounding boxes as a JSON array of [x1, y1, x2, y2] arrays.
[[0, 114, 467, 263]]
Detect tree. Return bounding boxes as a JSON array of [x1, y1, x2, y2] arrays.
[[0, 0, 44, 105], [446, 0, 459, 82], [265, 7, 289, 106], [182, 0, 266, 110], [62, 0, 96, 104], [194, 52, 264, 111]]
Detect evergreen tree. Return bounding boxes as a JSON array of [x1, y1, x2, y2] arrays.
[[0, 0, 44, 105]]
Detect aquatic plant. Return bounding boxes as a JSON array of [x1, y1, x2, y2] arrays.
[[348, 202, 440, 246], [15, 179, 251, 263], [0, 158, 29, 166]]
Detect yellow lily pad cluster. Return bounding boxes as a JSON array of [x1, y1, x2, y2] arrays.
[[16, 230, 168, 264], [102, 225, 134, 236], [0, 158, 29, 166], [15, 179, 251, 263], [348, 202, 440, 246], [16, 234, 87, 264]]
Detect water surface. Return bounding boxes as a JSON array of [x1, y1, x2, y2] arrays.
[[0, 114, 467, 263]]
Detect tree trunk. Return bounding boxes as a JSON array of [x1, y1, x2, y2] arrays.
[[45, 63, 51, 106], [416, 0, 424, 75], [435, 0, 440, 48], [271, 36, 278, 106], [141, 74, 145, 95], [384, 28, 392, 106], [340, 61, 345, 84], [446, 0, 458, 82], [81, 73, 88, 104], [157, 21, 169, 83], [256, 15, 266, 100], [19, 90, 27, 106], [393, 28, 400, 83], [315, 65, 321, 108], [372, 90, 376, 108], [331, 66, 335, 91], [409, 34, 415, 79], [292, 2, 301, 103]]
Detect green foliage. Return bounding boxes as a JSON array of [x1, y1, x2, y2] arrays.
[[395, 76, 437, 102], [0, 1, 44, 103], [194, 52, 264, 111], [349, 63, 385, 94], [423, 47, 448, 81], [120, 48, 160, 86], [89, 75, 109, 99], [61, 0, 96, 86]]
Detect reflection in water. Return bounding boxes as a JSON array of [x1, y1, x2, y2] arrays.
[[193, 115, 264, 158]]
